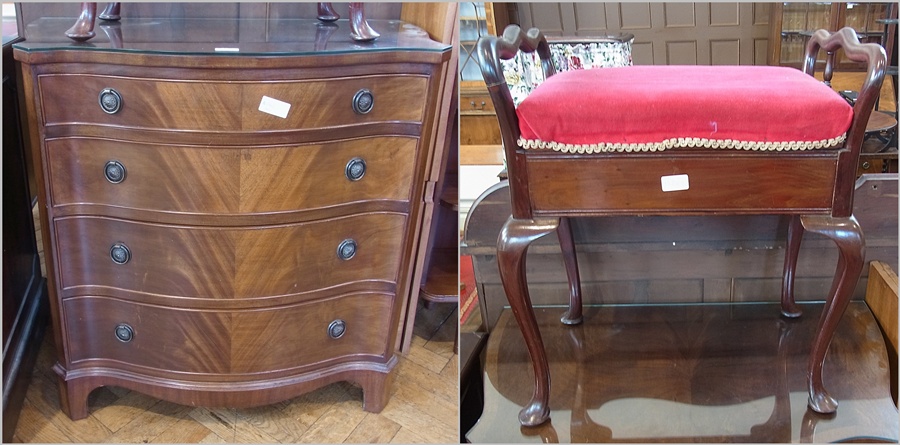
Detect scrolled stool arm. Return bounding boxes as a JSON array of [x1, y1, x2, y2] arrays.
[[803, 27, 886, 216], [804, 27, 886, 146], [476, 25, 554, 219], [476, 25, 554, 88]]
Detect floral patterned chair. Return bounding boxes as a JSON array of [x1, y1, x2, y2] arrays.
[[501, 34, 635, 107]]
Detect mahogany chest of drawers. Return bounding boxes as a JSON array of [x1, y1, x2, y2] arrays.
[[14, 17, 450, 419]]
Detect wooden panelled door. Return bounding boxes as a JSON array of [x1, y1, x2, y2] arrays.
[[515, 2, 771, 65]]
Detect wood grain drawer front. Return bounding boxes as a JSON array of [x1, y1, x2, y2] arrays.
[[527, 155, 838, 214], [63, 293, 394, 375], [55, 213, 407, 299], [240, 78, 427, 131], [39, 74, 428, 131], [47, 137, 417, 214], [460, 114, 502, 146], [460, 93, 496, 114]]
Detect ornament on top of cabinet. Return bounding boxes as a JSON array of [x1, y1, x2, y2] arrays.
[[317, 3, 380, 42], [65, 2, 380, 43], [66, 2, 117, 41]]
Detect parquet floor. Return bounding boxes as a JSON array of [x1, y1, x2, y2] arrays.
[[13, 206, 459, 444]]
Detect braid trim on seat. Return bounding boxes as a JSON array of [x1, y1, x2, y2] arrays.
[[517, 134, 847, 154]]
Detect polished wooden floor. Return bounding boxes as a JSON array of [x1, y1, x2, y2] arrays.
[[468, 302, 898, 443], [13, 207, 459, 443]]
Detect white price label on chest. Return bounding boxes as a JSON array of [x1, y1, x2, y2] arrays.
[[258, 96, 291, 119], [660, 174, 690, 192]]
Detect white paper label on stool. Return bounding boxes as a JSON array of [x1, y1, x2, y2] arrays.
[[661, 174, 690, 192], [258, 96, 291, 119]]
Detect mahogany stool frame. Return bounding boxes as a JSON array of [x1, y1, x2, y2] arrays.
[[476, 25, 886, 427]]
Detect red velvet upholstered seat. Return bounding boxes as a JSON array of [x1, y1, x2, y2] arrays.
[[516, 65, 853, 153]]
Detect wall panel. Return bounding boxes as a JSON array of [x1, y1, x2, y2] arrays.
[[516, 2, 770, 65]]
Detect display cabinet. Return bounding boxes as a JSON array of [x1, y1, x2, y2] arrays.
[[769, 2, 891, 70], [394, 2, 459, 349], [460, 2, 508, 146]]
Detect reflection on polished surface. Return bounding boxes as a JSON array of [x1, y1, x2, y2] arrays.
[[469, 302, 898, 443], [14, 17, 446, 55]]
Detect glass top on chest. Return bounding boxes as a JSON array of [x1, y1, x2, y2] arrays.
[[14, 17, 448, 56]]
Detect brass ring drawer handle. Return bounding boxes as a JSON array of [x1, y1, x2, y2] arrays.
[[345, 157, 366, 181], [328, 319, 346, 339], [104, 160, 126, 183], [115, 323, 134, 342], [98, 88, 122, 114], [352, 89, 374, 114], [110, 243, 131, 264], [337, 239, 357, 261]]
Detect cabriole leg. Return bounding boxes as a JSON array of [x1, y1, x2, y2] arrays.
[[799, 215, 865, 414], [497, 216, 559, 427], [781, 215, 805, 318], [557, 217, 583, 325]]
